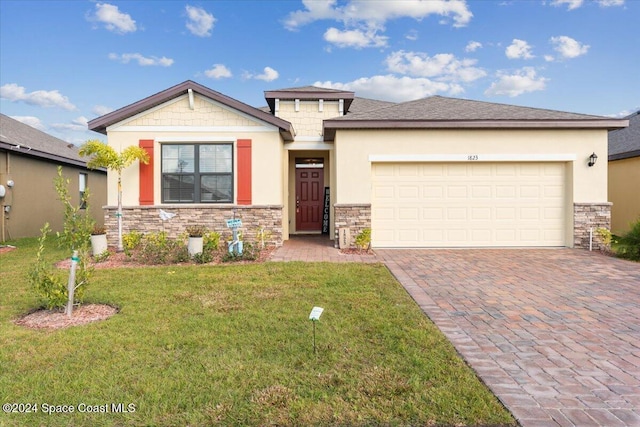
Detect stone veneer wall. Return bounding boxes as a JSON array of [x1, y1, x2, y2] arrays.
[[334, 204, 371, 248], [574, 202, 612, 250], [104, 205, 283, 247]]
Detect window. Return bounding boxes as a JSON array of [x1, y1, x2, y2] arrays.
[[161, 143, 233, 203], [79, 173, 88, 209]]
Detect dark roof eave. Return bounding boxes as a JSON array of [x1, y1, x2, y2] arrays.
[[323, 119, 629, 141], [88, 80, 294, 140], [264, 89, 355, 114], [609, 149, 640, 161]]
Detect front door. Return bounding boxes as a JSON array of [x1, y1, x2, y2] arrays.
[[296, 168, 324, 231]]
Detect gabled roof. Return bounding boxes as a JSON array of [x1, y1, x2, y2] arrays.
[[88, 80, 295, 141], [348, 97, 396, 114], [0, 113, 102, 170], [608, 110, 640, 161], [323, 95, 628, 141], [264, 86, 354, 114]]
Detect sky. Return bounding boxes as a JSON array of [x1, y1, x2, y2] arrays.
[[1, 0, 639, 145]]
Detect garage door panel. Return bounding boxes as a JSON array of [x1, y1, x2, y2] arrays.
[[372, 162, 566, 248]]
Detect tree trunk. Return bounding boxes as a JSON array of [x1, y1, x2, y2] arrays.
[[117, 174, 124, 252]]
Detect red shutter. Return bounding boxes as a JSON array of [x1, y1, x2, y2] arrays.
[[237, 139, 252, 205], [139, 139, 154, 205]]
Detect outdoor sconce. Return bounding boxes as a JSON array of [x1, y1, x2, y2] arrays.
[[588, 152, 598, 167]]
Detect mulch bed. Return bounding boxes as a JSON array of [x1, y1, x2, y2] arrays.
[[14, 304, 119, 330]]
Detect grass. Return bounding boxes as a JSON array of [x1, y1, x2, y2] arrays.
[[0, 238, 516, 426]]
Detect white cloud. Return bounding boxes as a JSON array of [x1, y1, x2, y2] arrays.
[[10, 116, 46, 131], [597, 0, 624, 6], [505, 39, 534, 59], [244, 67, 279, 82], [405, 29, 419, 41], [465, 41, 482, 52], [284, 0, 472, 49], [185, 5, 215, 37], [0, 83, 76, 110], [92, 105, 114, 116], [550, 36, 589, 59], [52, 116, 89, 132], [544, 55, 555, 62], [109, 53, 174, 67], [315, 75, 463, 102], [484, 67, 548, 97], [91, 3, 137, 34], [324, 27, 388, 48], [385, 50, 486, 83], [205, 64, 232, 79], [550, 0, 583, 10], [550, 0, 624, 8]]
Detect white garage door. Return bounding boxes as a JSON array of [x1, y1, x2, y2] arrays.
[[371, 162, 566, 248]]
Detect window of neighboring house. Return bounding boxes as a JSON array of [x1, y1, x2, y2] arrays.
[[79, 173, 88, 209], [161, 143, 233, 203]]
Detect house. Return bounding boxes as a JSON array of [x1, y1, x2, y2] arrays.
[[608, 110, 640, 234], [0, 114, 107, 242], [87, 80, 627, 249]]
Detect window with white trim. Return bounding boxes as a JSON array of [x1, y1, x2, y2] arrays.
[[161, 143, 233, 203]]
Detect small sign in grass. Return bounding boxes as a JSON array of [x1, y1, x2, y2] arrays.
[[1, 238, 517, 427]]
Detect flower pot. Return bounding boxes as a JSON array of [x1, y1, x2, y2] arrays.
[[188, 236, 204, 256], [90, 234, 108, 257]]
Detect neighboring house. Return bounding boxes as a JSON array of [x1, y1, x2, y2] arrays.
[[87, 80, 627, 249], [0, 114, 107, 242], [608, 110, 640, 234]]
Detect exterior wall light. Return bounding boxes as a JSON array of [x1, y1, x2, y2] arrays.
[[588, 152, 598, 167]]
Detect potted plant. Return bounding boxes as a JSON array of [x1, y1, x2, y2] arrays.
[[186, 225, 206, 257], [90, 225, 108, 257]]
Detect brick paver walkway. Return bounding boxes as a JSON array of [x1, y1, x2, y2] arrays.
[[378, 249, 640, 427], [270, 234, 378, 263]]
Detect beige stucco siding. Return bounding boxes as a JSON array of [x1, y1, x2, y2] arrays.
[[609, 156, 640, 233], [104, 94, 285, 206], [105, 131, 283, 206], [334, 128, 608, 204]]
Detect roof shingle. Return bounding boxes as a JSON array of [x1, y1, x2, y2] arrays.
[[0, 114, 97, 168], [608, 110, 640, 160]]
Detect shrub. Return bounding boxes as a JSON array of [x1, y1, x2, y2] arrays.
[[254, 227, 273, 249], [124, 231, 189, 265], [54, 166, 94, 253], [355, 228, 372, 251], [28, 224, 90, 310], [192, 250, 213, 264], [123, 230, 143, 257], [203, 231, 221, 251], [614, 218, 640, 261], [222, 242, 258, 262]]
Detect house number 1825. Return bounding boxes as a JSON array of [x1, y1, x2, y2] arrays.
[[467, 154, 479, 161]]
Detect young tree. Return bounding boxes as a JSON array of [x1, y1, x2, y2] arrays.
[[79, 139, 149, 252]]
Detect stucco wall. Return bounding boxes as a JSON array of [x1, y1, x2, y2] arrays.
[[333, 128, 608, 204], [609, 156, 640, 233], [104, 94, 284, 207], [0, 151, 107, 240]]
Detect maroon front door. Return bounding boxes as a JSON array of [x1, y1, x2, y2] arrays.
[[296, 168, 324, 231]]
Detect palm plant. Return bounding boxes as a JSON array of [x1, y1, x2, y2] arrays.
[[79, 139, 149, 252]]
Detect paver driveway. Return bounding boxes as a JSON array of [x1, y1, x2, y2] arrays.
[[378, 249, 640, 427]]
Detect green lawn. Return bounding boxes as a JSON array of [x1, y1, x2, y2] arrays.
[[0, 238, 516, 426]]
